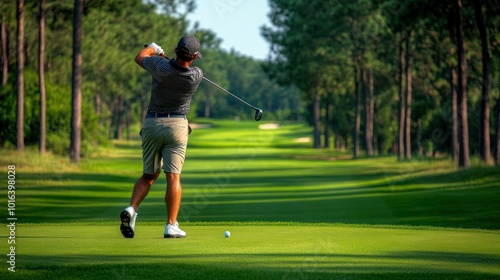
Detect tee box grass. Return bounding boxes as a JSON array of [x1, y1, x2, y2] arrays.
[[1, 119, 500, 279]]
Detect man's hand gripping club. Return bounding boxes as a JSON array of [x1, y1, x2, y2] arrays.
[[147, 42, 164, 56]]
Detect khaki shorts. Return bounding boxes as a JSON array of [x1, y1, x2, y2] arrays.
[[140, 117, 189, 174]]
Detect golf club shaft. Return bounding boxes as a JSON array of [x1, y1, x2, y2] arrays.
[[143, 44, 259, 111], [201, 76, 259, 111]]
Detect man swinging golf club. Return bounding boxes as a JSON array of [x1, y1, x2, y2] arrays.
[[120, 35, 203, 238]]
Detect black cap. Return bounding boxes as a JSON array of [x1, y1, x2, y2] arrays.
[[177, 35, 202, 59]]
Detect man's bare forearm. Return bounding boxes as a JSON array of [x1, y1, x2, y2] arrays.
[[135, 46, 156, 68]]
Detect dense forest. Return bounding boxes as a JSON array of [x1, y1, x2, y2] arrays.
[[1, 0, 499, 168], [0, 0, 300, 160], [263, 0, 500, 167]]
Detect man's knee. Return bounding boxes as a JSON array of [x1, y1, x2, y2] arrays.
[[165, 172, 181, 183], [143, 173, 160, 180]]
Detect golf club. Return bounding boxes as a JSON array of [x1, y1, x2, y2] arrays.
[[143, 44, 263, 121]]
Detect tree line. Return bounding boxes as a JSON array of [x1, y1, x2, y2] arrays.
[[0, 0, 300, 162], [262, 0, 500, 167]]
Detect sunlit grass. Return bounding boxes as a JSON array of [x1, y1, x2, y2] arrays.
[[1, 119, 499, 279], [2, 223, 499, 279], [1, 120, 499, 228]]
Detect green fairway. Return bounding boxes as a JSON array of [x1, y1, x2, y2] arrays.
[[2, 223, 500, 279], [1, 120, 500, 279]]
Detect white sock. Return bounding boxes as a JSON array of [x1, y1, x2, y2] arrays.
[[126, 206, 135, 214]]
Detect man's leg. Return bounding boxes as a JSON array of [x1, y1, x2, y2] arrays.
[[164, 172, 186, 238], [120, 173, 159, 238], [130, 173, 160, 211], [165, 172, 182, 224]]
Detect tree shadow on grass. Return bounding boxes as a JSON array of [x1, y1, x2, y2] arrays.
[[14, 164, 500, 229], [13, 151, 500, 229]]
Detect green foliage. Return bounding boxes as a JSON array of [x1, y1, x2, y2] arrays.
[[46, 130, 70, 155], [3, 0, 499, 162], [0, 0, 298, 158], [191, 38, 300, 120], [1, 0, 300, 158], [0, 77, 16, 147], [264, 0, 500, 159], [0, 68, 104, 155]]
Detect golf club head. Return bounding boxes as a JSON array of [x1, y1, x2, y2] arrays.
[[255, 109, 263, 121]]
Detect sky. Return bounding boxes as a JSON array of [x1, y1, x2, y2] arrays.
[[187, 0, 272, 60]]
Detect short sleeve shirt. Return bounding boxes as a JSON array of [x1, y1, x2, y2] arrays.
[[142, 57, 203, 115]]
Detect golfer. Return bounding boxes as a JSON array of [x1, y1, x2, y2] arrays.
[[120, 35, 203, 238]]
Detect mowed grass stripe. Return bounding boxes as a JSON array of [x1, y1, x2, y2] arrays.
[[2, 223, 499, 279], [1, 121, 499, 228], [1, 120, 500, 279]]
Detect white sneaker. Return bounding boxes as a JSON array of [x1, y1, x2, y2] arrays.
[[120, 206, 137, 238], [164, 221, 186, 238]]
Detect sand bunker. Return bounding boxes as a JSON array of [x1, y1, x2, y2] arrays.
[[258, 123, 280, 130]]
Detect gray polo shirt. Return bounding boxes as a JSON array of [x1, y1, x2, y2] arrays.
[[142, 57, 203, 115]]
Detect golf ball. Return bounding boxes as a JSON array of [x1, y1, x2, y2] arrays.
[[224, 231, 231, 238]]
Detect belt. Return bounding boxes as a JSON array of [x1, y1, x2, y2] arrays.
[[146, 113, 186, 119]]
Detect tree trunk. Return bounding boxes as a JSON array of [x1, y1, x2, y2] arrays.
[[451, 66, 460, 162], [367, 68, 374, 156], [474, 0, 491, 165], [126, 101, 131, 141], [1, 14, 7, 87], [204, 91, 211, 118], [361, 66, 375, 156], [404, 32, 412, 160], [494, 97, 500, 165], [109, 101, 115, 139], [334, 112, 340, 149], [313, 93, 321, 148], [416, 118, 423, 156], [353, 66, 360, 158], [398, 36, 405, 161], [116, 95, 124, 140], [456, 0, 470, 168], [70, 0, 83, 163], [95, 93, 102, 123], [16, 0, 24, 150], [361, 67, 367, 153], [324, 102, 331, 148], [39, 0, 46, 154]]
